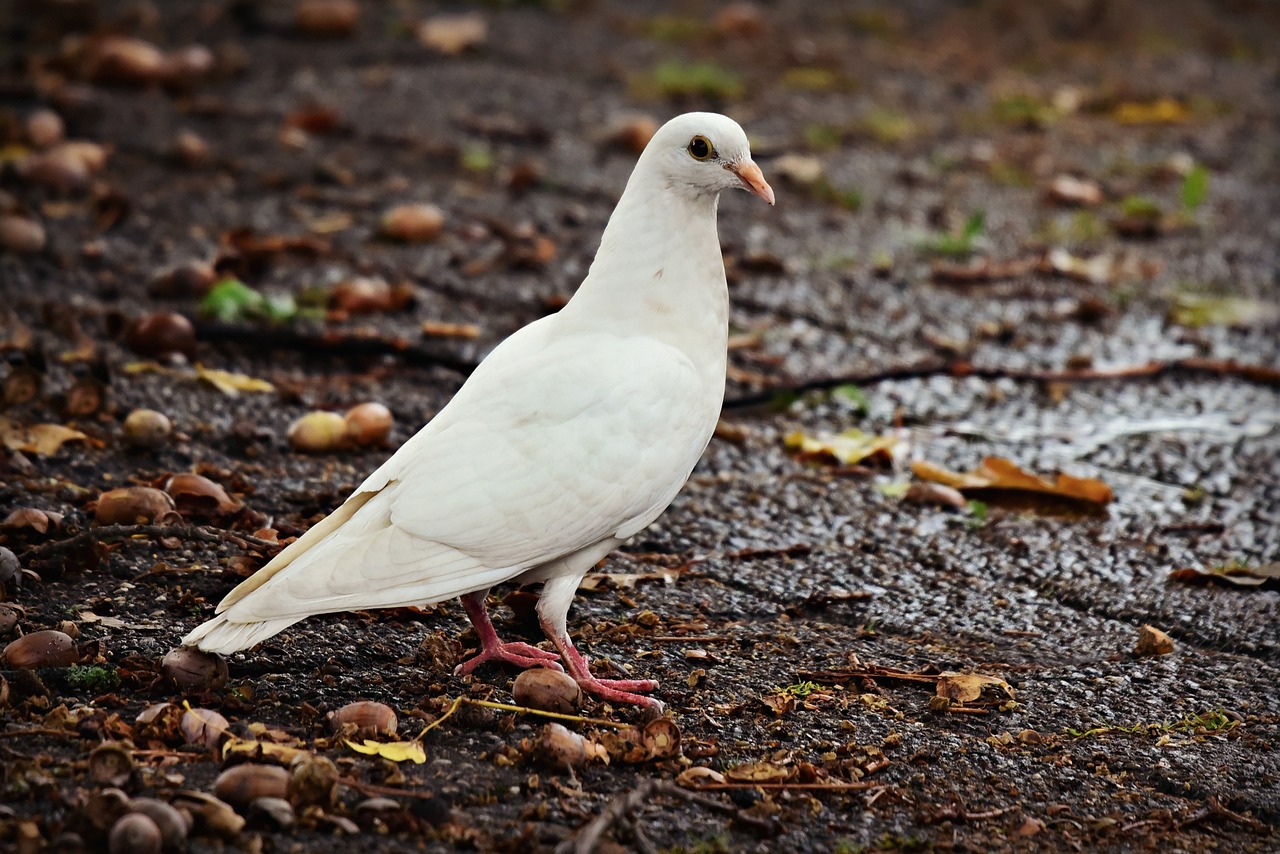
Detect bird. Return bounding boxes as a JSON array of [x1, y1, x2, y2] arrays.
[[182, 112, 775, 709]]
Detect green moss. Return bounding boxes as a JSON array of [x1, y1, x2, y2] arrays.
[[65, 665, 121, 693], [635, 60, 744, 100]]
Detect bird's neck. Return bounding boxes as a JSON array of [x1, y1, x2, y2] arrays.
[[563, 181, 729, 373]]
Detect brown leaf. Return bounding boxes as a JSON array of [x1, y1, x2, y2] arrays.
[[416, 13, 487, 55], [1133, 625, 1174, 657], [724, 761, 790, 784], [935, 672, 1015, 705], [911, 457, 1112, 508], [1169, 563, 1280, 590], [785, 429, 901, 466], [0, 418, 90, 456]]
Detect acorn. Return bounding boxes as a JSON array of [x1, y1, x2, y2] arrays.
[[63, 376, 106, 417], [0, 215, 46, 254], [85, 787, 133, 832], [295, 0, 360, 37], [148, 260, 216, 298], [109, 813, 161, 854], [160, 45, 215, 85], [26, 109, 65, 148], [3, 364, 42, 405], [606, 115, 659, 153], [2, 630, 79, 669], [532, 723, 606, 771], [286, 410, 348, 453], [20, 148, 90, 193], [169, 791, 244, 838], [122, 409, 173, 448], [0, 547, 20, 592], [287, 755, 339, 808], [88, 742, 135, 785], [90, 37, 167, 84], [179, 706, 230, 751], [161, 647, 228, 690], [0, 603, 21, 637], [641, 717, 681, 760], [247, 796, 295, 830], [378, 203, 444, 242], [163, 473, 239, 518], [127, 799, 189, 852], [172, 129, 210, 168], [354, 797, 405, 831], [2, 508, 63, 534], [93, 487, 176, 525], [512, 668, 582, 715], [329, 277, 394, 314], [343, 402, 393, 447], [213, 764, 290, 806], [329, 700, 397, 737], [125, 311, 197, 361], [57, 141, 109, 174]]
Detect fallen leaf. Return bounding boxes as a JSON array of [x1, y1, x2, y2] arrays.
[[772, 153, 824, 185], [223, 738, 310, 764], [676, 766, 726, 788], [911, 457, 1113, 508], [196, 366, 275, 396], [0, 418, 90, 456], [1169, 294, 1280, 329], [724, 761, 790, 784], [1133, 625, 1174, 657], [345, 739, 426, 764], [936, 672, 1015, 705], [579, 569, 677, 592], [1110, 97, 1190, 125], [1045, 175, 1103, 207], [421, 320, 481, 339], [1169, 563, 1280, 590], [785, 429, 901, 466], [417, 13, 487, 55], [931, 257, 1035, 284], [1047, 248, 1112, 285]]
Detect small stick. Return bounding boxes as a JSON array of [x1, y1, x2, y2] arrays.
[[19, 524, 281, 562], [649, 636, 733, 643]]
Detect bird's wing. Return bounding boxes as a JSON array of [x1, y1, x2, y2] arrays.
[[214, 327, 714, 623]]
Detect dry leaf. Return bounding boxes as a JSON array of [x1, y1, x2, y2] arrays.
[[724, 761, 790, 784], [344, 739, 426, 764], [911, 457, 1113, 508], [1169, 563, 1280, 590], [1133, 625, 1174, 657], [579, 569, 677, 592], [416, 13, 486, 55], [0, 418, 90, 456], [421, 320, 481, 339], [785, 429, 900, 466], [1110, 98, 1189, 125], [1169, 294, 1280, 329], [676, 767, 726, 789], [222, 738, 310, 765], [935, 672, 1015, 705], [196, 366, 275, 396]]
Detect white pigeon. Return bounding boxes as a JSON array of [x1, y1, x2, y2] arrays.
[[182, 112, 774, 709]]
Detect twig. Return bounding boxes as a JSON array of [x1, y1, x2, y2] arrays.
[[723, 357, 1280, 409], [696, 781, 885, 792], [650, 636, 733, 643], [558, 779, 779, 854], [337, 777, 446, 801], [19, 524, 280, 563], [462, 699, 633, 729], [0, 727, 85, 740]]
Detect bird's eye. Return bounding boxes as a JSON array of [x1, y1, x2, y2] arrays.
[[687, 135, 714, 161]]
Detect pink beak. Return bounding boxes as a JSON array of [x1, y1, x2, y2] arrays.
[[730, 160, 775, 206]]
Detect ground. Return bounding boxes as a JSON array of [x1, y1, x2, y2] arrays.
[[1, 0, 1278, 852]]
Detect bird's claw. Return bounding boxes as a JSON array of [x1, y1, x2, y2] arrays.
[[454, 641, 564, 676], [573, 675, 664, 710]]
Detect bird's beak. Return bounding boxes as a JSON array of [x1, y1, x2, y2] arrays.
[[729, 160, 775, 206]]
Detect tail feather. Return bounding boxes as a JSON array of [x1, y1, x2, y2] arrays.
[[181, 613, 302, 654]]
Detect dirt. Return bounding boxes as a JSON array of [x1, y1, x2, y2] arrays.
[[2, 0, 1278, 852]]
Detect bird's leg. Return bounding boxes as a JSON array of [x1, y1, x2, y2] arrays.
[[537, 575, 663, 710], [453, 590, 563, 675]]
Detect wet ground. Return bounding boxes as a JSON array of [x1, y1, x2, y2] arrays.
[[2, 0, 1278, 851]]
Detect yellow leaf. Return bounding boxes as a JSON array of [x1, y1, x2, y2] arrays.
[[344, 739, 426, 764], [724, 761, 789, 783], [197, 366, 275, 396], [911, 456, 1113, 507], [784, 429, 900, 466], [936, 672, 1015, 705], [223, 739, 311, 764], [0, 418, 90, 456], [1110, 97, 1189, 125]]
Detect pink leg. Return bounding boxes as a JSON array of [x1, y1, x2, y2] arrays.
[[454, 591, 563, 676], [541, 617, 663, 710]]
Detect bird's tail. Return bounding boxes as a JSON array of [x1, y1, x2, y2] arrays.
[[180, 613, 302, 654]]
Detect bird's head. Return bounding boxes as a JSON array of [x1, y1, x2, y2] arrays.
[[642, 112, 775, 206]]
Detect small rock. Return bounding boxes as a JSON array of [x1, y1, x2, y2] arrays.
[[214, 764, 290, 806], [1134, 625, 1174, 657], [379, 204, 445, 242]]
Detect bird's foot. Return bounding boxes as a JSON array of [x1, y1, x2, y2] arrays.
[[573, 674, 664, 710], [454, 641, 564, 676]]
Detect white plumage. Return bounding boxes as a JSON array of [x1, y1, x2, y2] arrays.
[[183, 112, 774, 708]]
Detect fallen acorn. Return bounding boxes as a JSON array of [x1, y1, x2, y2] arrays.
[[354, 797, 407, 832], [642, 717, 682, 760], [287, 410, 348, 453], [123, 409, 173, 448], [0, 547, 21, 593], [94, 487, 177, 525], [0, 215, 46, 254], [125, 311, 197, 361], [329, 700, 397, 737], [2, 629, 80, 669], [512, 668, 582, 715], [26, 109, 65, 148], [295, 0, 360, 37], [605, 114, 659, 153], [0, 603, 22, 637], [179, 706, 229, 751], [163, 473, 239, 518], [148, 260, 216, 298], [344, 402, 394, 447], [2, 508, 63, 534], [108, 812, 161, 854], [532, 722, 608, 771], [247, 796, 295, 831], [89, 742, 136, 786], [19, 146, 90, 192], [89, 36, 167, 85], [161, 647, 228, 690], [288, 755, 339, 808], [126, 798, 190, 852], [3, 364, 42, 405], [213, 764, 291, 806], [169, 791, 244, 838], [84, 787, 132, 833], [379, 203, 445, 242]]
